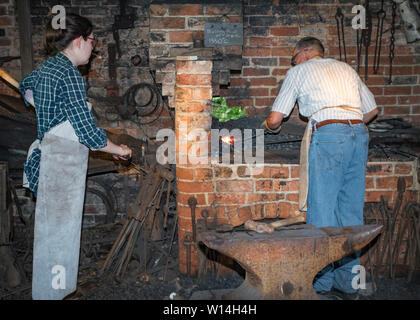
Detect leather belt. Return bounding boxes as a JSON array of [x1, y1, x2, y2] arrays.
[[315, 119, 364, 130]]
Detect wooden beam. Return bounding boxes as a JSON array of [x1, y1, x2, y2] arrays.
[[0, 162, 7, 213], [16, 0, 34, 78]]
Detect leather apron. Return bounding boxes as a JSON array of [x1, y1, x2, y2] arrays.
[[29, 103, 91, 300], [298, 121, 312, 211]]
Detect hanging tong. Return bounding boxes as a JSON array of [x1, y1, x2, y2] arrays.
[[356, 10, 364, 73], [112, 0, 136, 58], [335, 8, 347, 63], [356, 0, 372, 80], [373, 0, 386, 74]]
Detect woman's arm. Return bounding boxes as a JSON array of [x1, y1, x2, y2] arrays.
[[98, 139, 132, 160], [60, 68, 132, 158], [19, 70, 38, 107]]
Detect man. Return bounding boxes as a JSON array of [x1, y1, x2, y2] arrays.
[[262, 37, 378, 295]]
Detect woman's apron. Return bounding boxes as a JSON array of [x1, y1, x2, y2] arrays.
[[26, 103, 91, 300]]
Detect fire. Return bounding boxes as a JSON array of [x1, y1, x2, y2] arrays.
[[221, 136, 235, 145]]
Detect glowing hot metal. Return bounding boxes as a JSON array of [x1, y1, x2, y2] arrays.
[[221, 136, 235, 145]]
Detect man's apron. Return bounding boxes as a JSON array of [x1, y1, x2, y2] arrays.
[[298, 106, 362, 212], [27, 104, 91, 300], [298, 122, 312, 211]]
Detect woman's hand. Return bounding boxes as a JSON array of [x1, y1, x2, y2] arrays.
[[113, 144, 132, 160], [98, 139, 132, 160]]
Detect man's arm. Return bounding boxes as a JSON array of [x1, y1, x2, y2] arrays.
[[363, 108, 378, 124], [264, 67, 298, 131], [266, 111, 285, 129], [359, 78, 378, 124]]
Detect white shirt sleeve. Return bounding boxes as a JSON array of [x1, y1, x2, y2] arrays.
[[271, 68, 298, 116], [359, 79, 378, 114]]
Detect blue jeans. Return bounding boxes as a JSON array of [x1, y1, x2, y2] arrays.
[[307, 122, 369, 294]]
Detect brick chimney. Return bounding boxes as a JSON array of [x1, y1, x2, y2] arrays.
[[174, 57, 213, 275]]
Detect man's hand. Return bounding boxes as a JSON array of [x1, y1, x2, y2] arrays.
[[260, 119, 282, 134]]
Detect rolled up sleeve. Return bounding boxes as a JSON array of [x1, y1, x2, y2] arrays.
[[359, 79, 378, 114], [60, 68, 107, 150], [19, 70, 38, 107], [271, 68, 298, 117]]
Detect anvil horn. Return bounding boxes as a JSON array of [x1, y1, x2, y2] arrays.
[[322, 224, 383, 264]]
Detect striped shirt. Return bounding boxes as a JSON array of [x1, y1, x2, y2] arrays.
[[271, 58, 377, 121], [19, 52, 107, 193]]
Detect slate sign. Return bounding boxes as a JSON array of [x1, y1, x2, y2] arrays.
[[204, 22, 243, 47]]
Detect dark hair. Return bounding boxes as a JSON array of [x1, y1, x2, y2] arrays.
[[44, 13, 93, 57], [295, 37, 324, 56]]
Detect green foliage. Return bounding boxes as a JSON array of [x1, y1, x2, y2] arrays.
[[211, 97, 246, 122]]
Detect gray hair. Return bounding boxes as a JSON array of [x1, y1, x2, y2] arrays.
[[295, 37, 324, 56]]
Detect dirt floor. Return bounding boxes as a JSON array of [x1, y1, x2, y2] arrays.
[[1, 218, 420, 302]]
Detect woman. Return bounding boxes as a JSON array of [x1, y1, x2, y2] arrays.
[[19, 14, 131, 300]]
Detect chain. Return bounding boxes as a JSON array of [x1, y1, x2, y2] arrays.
[[388, 1, 397, 84], [364, 0, 372, 81], [373, 0, 386, 74]]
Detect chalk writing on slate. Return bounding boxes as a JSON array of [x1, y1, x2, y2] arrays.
[[204, 23, 243, 47]]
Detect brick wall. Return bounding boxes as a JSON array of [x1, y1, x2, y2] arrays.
[[147, 0, 420, 126], [4, 0, 172, 140], [365, 161, 419, 203], [4, 0, 420, 130], [223, 0, 420, 125], [149, 1, 243, 108], [1, 1, 162, 225], [0, 0, 21, 98]]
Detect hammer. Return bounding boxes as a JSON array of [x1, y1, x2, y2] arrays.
[[244, 215, 306, 234]]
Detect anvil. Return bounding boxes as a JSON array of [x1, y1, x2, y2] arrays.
[[199, 224, 382, 300]]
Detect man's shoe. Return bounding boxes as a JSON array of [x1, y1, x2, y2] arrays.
[[317, 290, 343, 300], [329, 288, 360, 300]]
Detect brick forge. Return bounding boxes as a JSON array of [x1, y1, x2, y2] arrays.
[[174, 58, 420, 276]]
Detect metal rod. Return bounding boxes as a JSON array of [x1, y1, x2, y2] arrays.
[[264, 139, 302, 145], [163, 210, 178, 281]]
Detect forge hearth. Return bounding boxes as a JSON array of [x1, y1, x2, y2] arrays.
[[213, 116, 420, 162], [212, 116, 302, 158]]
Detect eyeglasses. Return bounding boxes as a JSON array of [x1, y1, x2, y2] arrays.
[[73, 35, 98, 47], [86, 36, 98, 47]]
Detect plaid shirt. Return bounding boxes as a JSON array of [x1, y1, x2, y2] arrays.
[[19, 53, 107, 193]]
